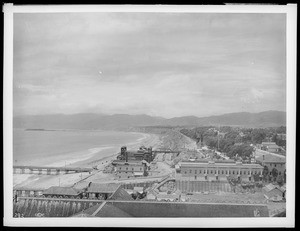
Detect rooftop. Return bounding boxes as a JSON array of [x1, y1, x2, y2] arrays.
[[255, 154, 285, 163], [262, 142, 277, 145], [263, 183, 286, 193], [180, 162, 263, 169], [87, 183, 120, 193], [182, 159, 235, 163], [76, 201, 269, 217], [112, 160, 144, 166], [156, 193, 179, 200], [109, 187, 133, 201], [43, 186, 81, 196]]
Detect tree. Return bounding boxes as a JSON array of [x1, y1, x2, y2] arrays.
[[277, 175, 284, 186], [271, 133, 278, 143], [276, 126, 286, 134], [271, 168, 278, 182], [262, 166, 269, 182], [205, 137, 218, 149], [251, 129, 267, 144], [253, 173, 260, 182], [226, 144, 254, 160]]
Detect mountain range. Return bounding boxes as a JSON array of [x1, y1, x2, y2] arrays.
[[13, 110, 286, 130]]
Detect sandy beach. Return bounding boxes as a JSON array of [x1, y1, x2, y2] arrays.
[[13, 132, 162, 190]]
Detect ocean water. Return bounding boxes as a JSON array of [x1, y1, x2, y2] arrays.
[[13, 129, 146, 167]]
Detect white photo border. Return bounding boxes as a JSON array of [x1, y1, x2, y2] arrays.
[[3, 4, 297, 227]]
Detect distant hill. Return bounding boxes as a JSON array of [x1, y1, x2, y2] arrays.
[[13, 113, 165, 130], [13, 110, 286, 130], [162, 111, 286, 127]]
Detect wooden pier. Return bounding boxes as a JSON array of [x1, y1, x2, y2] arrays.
[[13, 165, 93, 175]]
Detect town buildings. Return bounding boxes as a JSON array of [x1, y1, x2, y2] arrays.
[[112, 146, 152, 179], [86, 183, 120, 200], [116, 146, 154, 163], [177, 161, 263, 182], [42, 186, 83, 199], [260, 142, 281, 153], [113, 160, 148, 179], [255, 153, 286, 177], [262, 183, 286, 201]]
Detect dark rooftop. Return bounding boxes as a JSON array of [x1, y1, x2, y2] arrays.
[[86, 183, 120, 193], [43, 186, 81, 196], [78, 201, 269, 217], [255, 154, 285, 163], [109, 187, 133, 201]]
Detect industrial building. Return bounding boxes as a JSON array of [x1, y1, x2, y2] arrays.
[[116, 146, 154, 163], [113, 160, 148, 179], [177, 161, 263, 182], [112, 146, 151, 179]]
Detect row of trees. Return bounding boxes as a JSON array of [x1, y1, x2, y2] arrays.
[[180, 126, 286, 160], [262, 165, 286, 186], [181, 126, 286, 146]]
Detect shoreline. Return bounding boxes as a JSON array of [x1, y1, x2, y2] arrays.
[[13, 131, 161, 189]]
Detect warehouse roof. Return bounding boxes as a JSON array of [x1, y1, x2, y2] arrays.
[[109, 187, 133, 201], [180, 162, 263, 169], [77, 201, 269, 217], [255, 154, 285, 163], [43, 186, 81, 196], [87, 183, 120, 193]]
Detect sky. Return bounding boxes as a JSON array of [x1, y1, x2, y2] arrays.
[[13, 12, 286, 118]]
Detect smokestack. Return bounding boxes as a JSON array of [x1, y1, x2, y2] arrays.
[[121, 146, 127, 160], [263, 155, 265, 161]]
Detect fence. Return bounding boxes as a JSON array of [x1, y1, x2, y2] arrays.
[[121, 181, 158, 190], [13, 197, 102, 217], [175, 180, 232, 193]]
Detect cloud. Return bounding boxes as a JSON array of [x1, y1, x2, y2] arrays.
[[240, 88, 265, 104], [13, 13, 286, 117]]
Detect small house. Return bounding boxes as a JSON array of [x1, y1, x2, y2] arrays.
[[43, 186, 83, 199], [156, 192, 179, 202], [262, 183, 285, 200], [86, 183, 120, 200]]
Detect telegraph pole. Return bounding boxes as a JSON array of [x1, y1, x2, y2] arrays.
[[217, 124, 220, 151]]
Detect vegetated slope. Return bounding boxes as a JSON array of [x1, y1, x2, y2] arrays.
[[162, 110, 286, 127]]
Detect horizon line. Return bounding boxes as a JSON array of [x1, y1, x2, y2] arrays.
[[13, 109, 286, 119]]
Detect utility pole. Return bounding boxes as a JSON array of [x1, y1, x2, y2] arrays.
[[217, 124, 220, 151]]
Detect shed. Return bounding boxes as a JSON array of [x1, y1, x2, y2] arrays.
[[109, 187, 133, 201], [43, 186, 82, 198], [87, 183, 120, 194], [156, 193, 179, 202], [87, 183, 120, 200], [133, 187, 144, 194], [134, 172, 144, 177], [262, 183, 285, 199], [146, 192, 157, 200]]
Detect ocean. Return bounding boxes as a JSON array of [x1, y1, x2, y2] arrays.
[[13, 128, 147, 167]]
